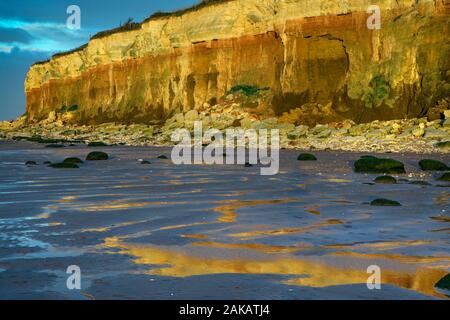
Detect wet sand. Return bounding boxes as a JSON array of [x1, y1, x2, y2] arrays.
[[0, 141, 449, 300]]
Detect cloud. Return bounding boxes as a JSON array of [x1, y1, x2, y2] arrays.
[[0, 18, 97, 54]]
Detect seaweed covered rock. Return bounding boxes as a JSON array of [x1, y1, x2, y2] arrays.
[[86, 151, 109, 161], [370, 199, 401, 206], [297, 153, 317, 161], [434, 141, 450, 151], [419, 159, 449, 171], [63, 157, 84, 164], [374, 175, 397, 184], [437, 172, 450, 182], [435, 274, 450, 291], [354, 156, 405, 174], [49, 162, 79, 168]]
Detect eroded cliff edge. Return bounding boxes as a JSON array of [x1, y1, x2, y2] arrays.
[[24, 0, 450, 125]]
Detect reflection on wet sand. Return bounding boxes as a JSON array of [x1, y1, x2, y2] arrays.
[[305, 205, 320, 215], [330, 251, 450, 264], [324, 240, 434, 250], [434, 192, 449, 205], [160, 222, 210, 231], [80, 220, 149, 233], [181, 234, 209, 239], [191, 241, 311, 253], [430, 216, 450, 223], [228, 219, 344, 239], [57, 196, 77, 203], [75, 200, 189, 212], [213, 198, 298, 223], [102, 237, 448, 299], [158, 198, 300, 231]]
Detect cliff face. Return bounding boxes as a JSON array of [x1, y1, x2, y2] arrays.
[[25, 0, 450, 125]]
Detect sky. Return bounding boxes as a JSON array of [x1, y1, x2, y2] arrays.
[[0, 0, 197, 120]]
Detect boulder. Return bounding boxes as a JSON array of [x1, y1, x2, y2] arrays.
[[370, 199, 401, 206], [419, 159, 449, 171], [354, 156, 405, 174], [434, 141, 450, 151], [63, 157, 83, 164], [297, 153, 317, 161], [437, 172, 450, 182], [86, 151, 109, 161], [49, 162, 79, 168], [184, 110, 199, 122], [435, 274, 450, 291], [374, 175, 397, 184]]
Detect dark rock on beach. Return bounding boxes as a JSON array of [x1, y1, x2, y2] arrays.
[[370, 199, 402, 206], [48, 162, 79, 169], [419, 159, 449, 171], [297, 153, 317, 161], [435, 274, 450, 291], [434, 141, 450, 151], [86, 151, 109, 161], [437, 172, 450, 182], [63, 157, 84, 164], [354, 156, 405, 174], [374, 175, 397, 184]]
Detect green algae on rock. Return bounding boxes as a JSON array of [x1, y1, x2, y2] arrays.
[[419, 159, 449, 171], [374, 175, 397, 184], [434, 273, 450, 291], [354, 156, 405, 174], [370, 199, 402, 206], [63, 157, 84, 164], [297, 153, 317, 161], [434, 141, 450, 151], [437, 172, 450, 182], [86, 151, 109, 161]]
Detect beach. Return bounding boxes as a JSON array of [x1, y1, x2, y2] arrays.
[[0, 141, 449, 299]]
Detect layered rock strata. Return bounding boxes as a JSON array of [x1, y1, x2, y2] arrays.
[[25, 0, 450, 125]]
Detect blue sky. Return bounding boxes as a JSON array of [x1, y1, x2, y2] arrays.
[[0, 0, 197, 120]]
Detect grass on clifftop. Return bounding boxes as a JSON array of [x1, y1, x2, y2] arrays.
[[144, 0, 234, 22]]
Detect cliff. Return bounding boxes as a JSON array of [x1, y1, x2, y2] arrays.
[[24, 0, 450, 125]]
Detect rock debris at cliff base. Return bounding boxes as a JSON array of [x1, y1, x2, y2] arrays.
[[1, 98, 450, 153]]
